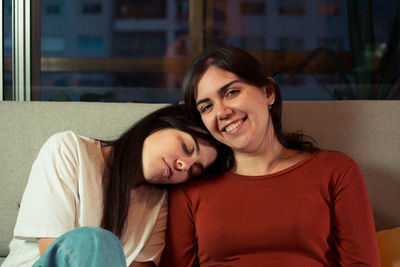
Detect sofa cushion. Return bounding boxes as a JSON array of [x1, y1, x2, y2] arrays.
[[377, 226, 400, 267]]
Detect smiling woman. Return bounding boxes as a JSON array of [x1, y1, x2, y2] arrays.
[[160, 46, 380, 266], [2, 104, 233, 267]]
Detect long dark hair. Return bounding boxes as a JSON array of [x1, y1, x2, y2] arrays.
[[183, 46, 318, 153], [100, 104, 234, 238]]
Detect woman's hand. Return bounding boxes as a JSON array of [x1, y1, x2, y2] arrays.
[[37, 238, 56, 255]]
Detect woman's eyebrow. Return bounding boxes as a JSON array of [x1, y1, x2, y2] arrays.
[[195, 80, 241, 107]]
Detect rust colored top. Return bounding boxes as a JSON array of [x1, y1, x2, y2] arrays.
[[160, 151, 380, 267]]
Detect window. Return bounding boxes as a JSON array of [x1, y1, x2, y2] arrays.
[[278, 2, 305, 16], [78, 36, 105, 54], [240, 2, 265, 15], [114, 0, 166, 19], [46, 5, 62, 15], [82, 3, 102, 15], [42, 38, 67, 54], [112, 32, 166, 57], [318, 3, 342, 17]]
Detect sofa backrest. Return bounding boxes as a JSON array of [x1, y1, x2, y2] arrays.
[[0, 101, 399, 261]]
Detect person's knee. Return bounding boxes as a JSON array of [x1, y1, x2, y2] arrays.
[[34, 227, 125, 266], [57, 227, 123, 258]]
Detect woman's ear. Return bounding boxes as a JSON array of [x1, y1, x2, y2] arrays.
[[267, 76, 276, 84], [266, 90, 275, 106], [264, 76, 276, 105]]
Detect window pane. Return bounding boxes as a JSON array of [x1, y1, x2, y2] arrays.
[[211, 0, 350, 50], [209, 0, 400, 100], [40, 0, 188, 102]]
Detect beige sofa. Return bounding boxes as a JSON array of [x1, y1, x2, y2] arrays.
[[0, 101, 399, 265]]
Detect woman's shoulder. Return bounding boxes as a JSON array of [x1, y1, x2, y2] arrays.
[[45, 131, 79, 145], [313, 150, 358, 169], [44, 131, 94, 150], [37, 131, 101, 165]]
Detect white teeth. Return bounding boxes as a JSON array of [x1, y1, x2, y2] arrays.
[[225, 121, 242, 132]]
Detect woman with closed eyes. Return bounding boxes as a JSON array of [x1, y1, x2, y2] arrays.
[[3, 104, 233, 267]]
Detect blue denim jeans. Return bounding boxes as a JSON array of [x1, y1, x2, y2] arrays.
[[33, 227, 126, 267]]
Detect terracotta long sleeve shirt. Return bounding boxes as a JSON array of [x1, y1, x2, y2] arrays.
[[160, 151, 380, 267]]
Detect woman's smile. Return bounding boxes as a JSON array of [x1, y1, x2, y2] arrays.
[[221, 117, 247, 134]]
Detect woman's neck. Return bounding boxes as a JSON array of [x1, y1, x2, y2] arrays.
[[233, 137, 307, 176], [233, 138, 286, 175]]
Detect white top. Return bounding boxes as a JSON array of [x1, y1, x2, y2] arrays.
[[3, 131, 168, 267]]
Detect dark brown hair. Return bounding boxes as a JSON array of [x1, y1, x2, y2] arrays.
[[182, 46, 318, 153], [100, 104, 234, 238]]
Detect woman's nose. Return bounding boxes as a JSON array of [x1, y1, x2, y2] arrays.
[[216, 104, 233, 120], [174, 158, 192, 172]]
